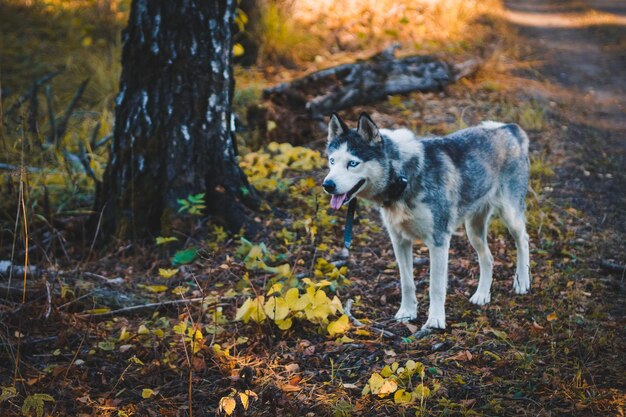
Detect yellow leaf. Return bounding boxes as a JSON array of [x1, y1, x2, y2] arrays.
[[329, 296, 344, 315], [336, 335, 354, 343], [547, 312, 558, 322], [412, 383, 431, 400], [141, 388, 155, 399], [273, 263, 291, 278], [378, 378, 398, 397], [235, 298, 253, 322], [249, 297, 266, 323], [263, 296, 289, 321], [83, 307, 111, 315], [313, 289, 329, 305], [285, 288, 309, 311], [367, 372, 385, 394], [238, 392, 249, 410], [327, 314, 350, 337], [380, 365, 394, 378], [233, 43, 244, 57], [218, 396, 236, 415], [235, 297, 266, 323], [246, 245, 264, 262], [394, 389, 413, 404], [275, 318, 293, 330], [156, 236, 178, 245], [144, 285, 168, 293], [266, 282, 283, 296], [171, 286, 189, 295], [137, 325, 149, 335], [159, 268, 179, 278], [118, 326, 130, 341]]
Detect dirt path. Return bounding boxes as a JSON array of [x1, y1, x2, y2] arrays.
[[504, 0, 626, 262]]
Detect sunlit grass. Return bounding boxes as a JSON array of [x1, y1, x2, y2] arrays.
[[285, 0, 502, 57]]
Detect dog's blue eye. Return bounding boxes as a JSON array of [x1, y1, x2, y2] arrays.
[[348, 161, 360, 168], [329, 158, 335, 165]]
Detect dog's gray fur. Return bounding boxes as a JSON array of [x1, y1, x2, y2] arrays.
[[323, 113, 531, 330]]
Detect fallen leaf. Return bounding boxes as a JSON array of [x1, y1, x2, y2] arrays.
[[378, 378, 398, 397], [141, 388, 156, 399], [218, 397, 236, 415], [158, 268, 179, 278], [547, 312, 558, 322], [280, 384, 301, 392], [284, 363, 300, 373], [327, 314, 350, 336]]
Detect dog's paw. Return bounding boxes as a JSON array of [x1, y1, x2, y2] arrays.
[[422, 315, 446, 330], [513, 273, 530, 294], [394, 305, 417, 323], [469, 291, 491, 306]]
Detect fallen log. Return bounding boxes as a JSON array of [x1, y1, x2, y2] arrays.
[[263, 44, 483, 121]]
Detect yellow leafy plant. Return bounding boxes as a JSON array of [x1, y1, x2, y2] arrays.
[[239, 141, 324, 191], [218, 389, 258, 416], [362, 360, 438, 405], [234, 282, 345, 334], [172, 321, 205, 354]]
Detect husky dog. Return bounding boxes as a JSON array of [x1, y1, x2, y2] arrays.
[[323, 113, 530, 331]]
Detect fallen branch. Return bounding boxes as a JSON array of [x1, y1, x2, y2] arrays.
[[5, 67, 65, 116], [599, 259, 626, 275], [264, 44, 483, 120], [344, 299, 365, 327], [344, 298, 397, 338], [0, 163, 43, 173], [52, 78, 90, 146], [81, 298, 220, 318]]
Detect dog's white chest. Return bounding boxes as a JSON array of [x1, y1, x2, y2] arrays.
[[380, 202, 433, 242]]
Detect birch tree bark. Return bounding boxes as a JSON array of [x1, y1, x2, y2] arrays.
[[95, 0, 258, 241]]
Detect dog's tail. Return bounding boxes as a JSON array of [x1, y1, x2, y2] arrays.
[[505, 123, 530, 155]]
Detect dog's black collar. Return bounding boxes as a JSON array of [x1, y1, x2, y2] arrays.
[[382, 167, 408, 206], [343, 198, 357, 250]]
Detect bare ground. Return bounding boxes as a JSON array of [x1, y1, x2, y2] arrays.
[[505, 0, 626, 260]]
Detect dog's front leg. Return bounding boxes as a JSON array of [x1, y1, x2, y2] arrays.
[[389, 230, 417, 322], [423, 237, 451, 329]]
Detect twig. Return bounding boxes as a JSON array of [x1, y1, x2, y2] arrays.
[[28, 81, 39, 134], [344, 298, 397, 338], [5, 67, 65, 116], [599, 260, 626, 276], [81, 298, 220, 318], [94, 134, 113, 149], [44, 281, 52, 319], [82, 272, 124, 285], [89, 121, 101, 149], [0, 163, 43, 173], [44, 84, 56, 145], [344, 299, 365, 327], [53, 78, 90, 146]]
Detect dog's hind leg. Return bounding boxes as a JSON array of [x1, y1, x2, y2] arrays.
[[499, 203, 531, 294], [423, 236, 450, 330], [466, 205, 494, 305], [389, 230, 418, 322]]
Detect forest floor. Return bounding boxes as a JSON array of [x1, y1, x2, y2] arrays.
[[1, 0, 625, 416]]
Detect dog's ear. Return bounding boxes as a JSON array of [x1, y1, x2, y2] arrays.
[[328, 113, 348, 141], [357, 112, 381, 144]]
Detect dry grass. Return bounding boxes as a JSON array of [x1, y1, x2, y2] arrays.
[[258, 0, 502, 64]]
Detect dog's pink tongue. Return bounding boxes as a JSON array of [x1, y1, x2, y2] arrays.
[[330, 193, 347, 210]]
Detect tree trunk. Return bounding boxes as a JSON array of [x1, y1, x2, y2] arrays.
[[95, 0, 258, 241]]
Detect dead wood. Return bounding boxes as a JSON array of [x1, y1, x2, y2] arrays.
[[263, 45, 483, 121]]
